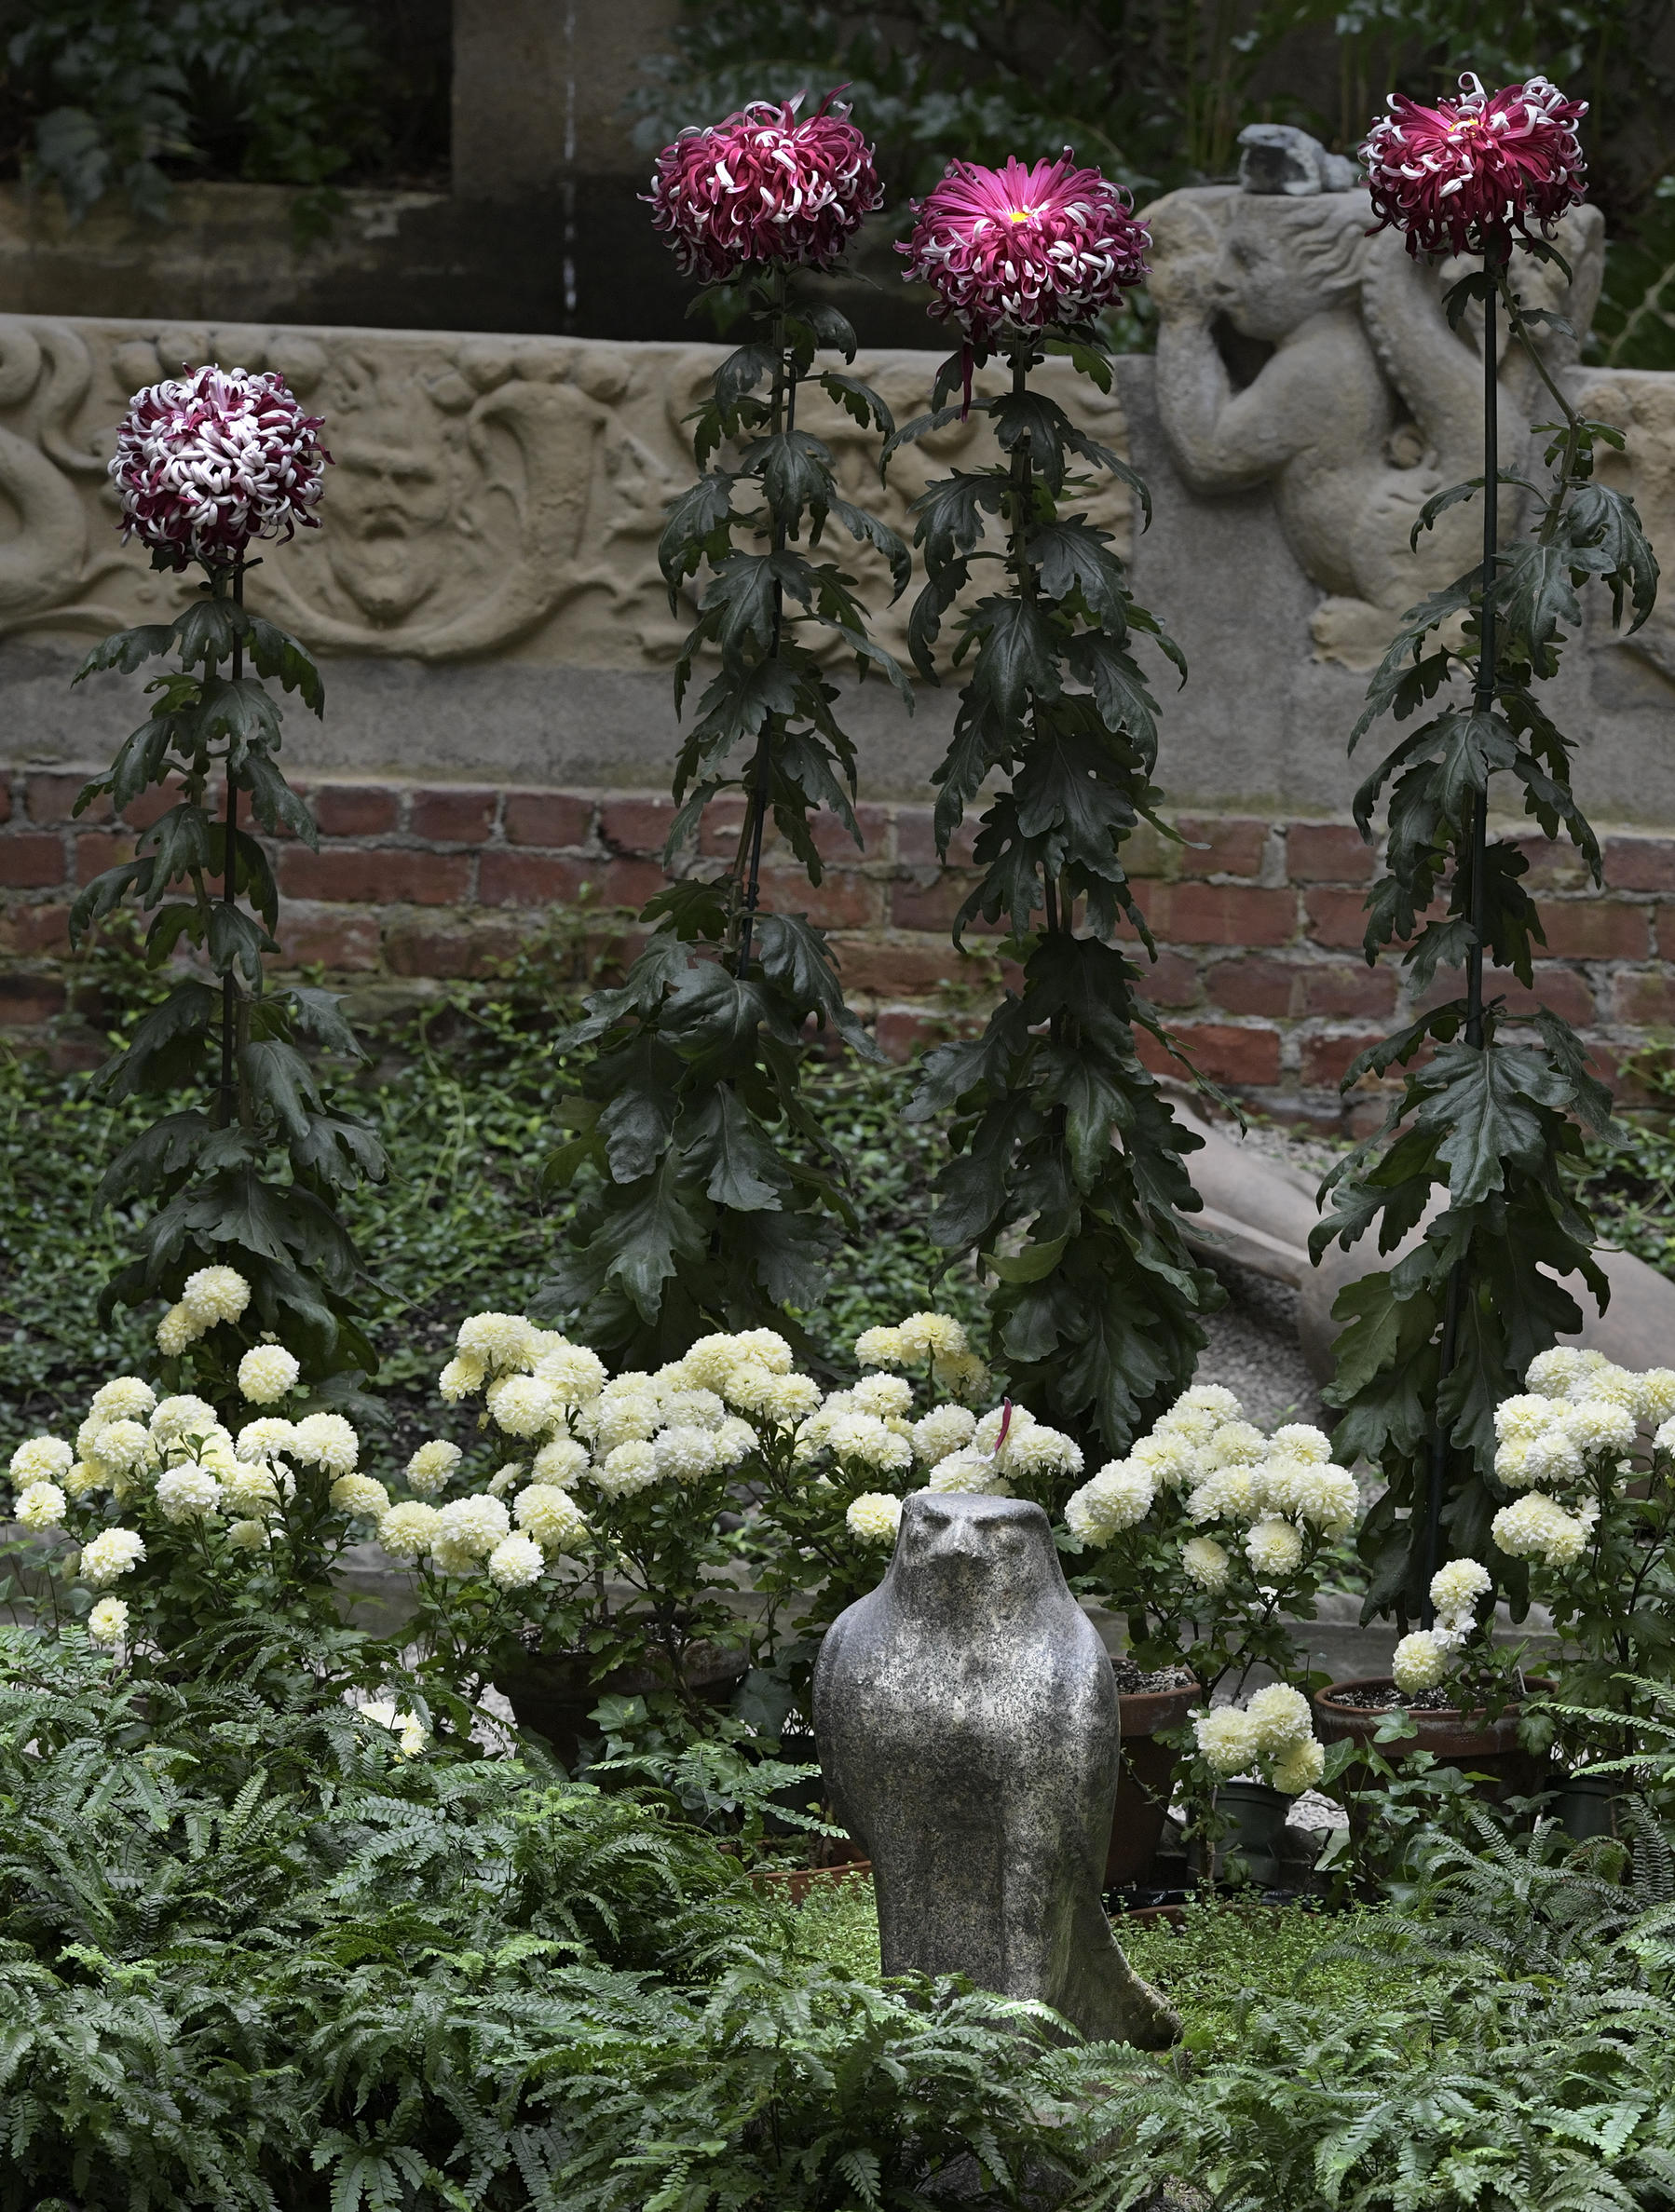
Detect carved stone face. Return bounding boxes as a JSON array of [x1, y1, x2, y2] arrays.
[[891, 1491, 1056, 1625], [1206, 200, 1369, 342], [326, 416, 453, 622]]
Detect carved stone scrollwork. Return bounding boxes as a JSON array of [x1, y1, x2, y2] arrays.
[[1145, 187, 1608, 669], [0, 317, 1135, 678]]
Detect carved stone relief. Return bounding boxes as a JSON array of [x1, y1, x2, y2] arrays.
[[0, 315, 1128, 677], [1145, 186, 1608, 670]]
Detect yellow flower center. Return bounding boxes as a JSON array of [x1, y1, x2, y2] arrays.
[[1007, 206, 1035, 223]]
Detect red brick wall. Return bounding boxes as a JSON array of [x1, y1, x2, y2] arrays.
[[3, 767, 1668, 1124]]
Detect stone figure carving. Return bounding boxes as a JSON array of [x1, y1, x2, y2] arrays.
[[813, 1490, 1179, 2047], [1237, 123, 1359, 197], [1146, 185, 1604, 667]]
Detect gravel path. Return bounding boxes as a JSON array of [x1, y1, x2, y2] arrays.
[[1194, 1257, 1329, 1431]]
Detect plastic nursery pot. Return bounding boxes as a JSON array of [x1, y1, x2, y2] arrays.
[[494, 1640, 748, 1771], [749, 1859, 874, 1907], [1313, 1676, 1553, 1802], [1213, 1779, 1292, 1890], [1559, 1772, 1624, 1844], [1106, 1677, 1200, 1888]]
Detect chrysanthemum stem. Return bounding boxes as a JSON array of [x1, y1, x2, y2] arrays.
[[1423, 251, 1504, 1623], [735, 270, 793, 981], [217, 559, 245, 1131]]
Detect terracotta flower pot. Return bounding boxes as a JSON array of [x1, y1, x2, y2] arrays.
[[1314, 1675, 1552, 1801], [495, 1639, 748, 1770], [1105, 1677, 1199, 1887], [750, 1858, 873, 1906]]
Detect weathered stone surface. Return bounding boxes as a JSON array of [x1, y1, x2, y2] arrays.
[[813, 1491, 1178, 2047]]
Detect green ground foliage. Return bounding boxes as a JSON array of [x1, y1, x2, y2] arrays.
[[0, 926, 986, 1457]]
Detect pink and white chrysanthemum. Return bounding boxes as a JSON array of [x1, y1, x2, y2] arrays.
[[647, 90, 881, 282], [1361, 73, 1587, 259], [109, 365, 329, 570], [899, 154, 1150, 343]]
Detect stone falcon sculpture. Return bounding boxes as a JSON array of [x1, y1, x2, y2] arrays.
[[813, 1489, 1178, 2047]]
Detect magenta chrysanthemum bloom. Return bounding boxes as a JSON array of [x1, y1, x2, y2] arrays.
[[898, 154, 1150, 343], [647, 90, 882, 282], [1361, 73, 1587, 258], [109, 364, 330, 570]]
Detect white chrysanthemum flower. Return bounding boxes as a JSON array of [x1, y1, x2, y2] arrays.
[[87, 1595, 129, 1644], [853, 1372, 914, 1420], [156, 1303, 202, 1355], [1246, 1682, 1314, 1753], [1245, 1515, 1304, 1578], [1205, 1420, 1265, 1469], [89, 1377, 157, 1425], [854, 1324, 906, 1368], [895, 1310, 967, 1360], [436, 1493, 511, 1561], [1189, 1465, 1263, 1526], [405, 1439, 463, 1497], [1430, 1558, 1491, 1621], [485, 1461, 525, 1496], [359, 1698, 428, 1756], [151, 1395, 217, 1443], [1565, 1360, 1637, 1408], [456, 1310, 537, 1370], [761, 1373, 823, 1425], [1564, 1398, 1638, 1457], [1491, 1490, 1589, 1568], [237, 1345, 299, 1404], [654, 1424, 720, 1484], [76, 1414, 106, 1461], [80, 1527, 146, 1584], [1285, 1462, 1360, 1535], [10, 1435, 73, 1485], [439, 1354, 486, 1404], [925, 1445, 1010, 1496], [1525, 1346, 1592, 1397], [531, 1340, 608, 1405], [532, 1436, 590, 1487], [826, 1414, 914, 1475], [1496, 1392, 1560, 1445], [932, 1350, 990, 1399], [1393, 1628, 1450, 1694], [1656, 1416, 1675, 1459], [222, 1460, 280, 1514], [90, 1418, 155, 1478], [601, 1370, 655, 1401], [181, 1265, 251, 1326], [378, 1500, 443, 1562], [1635, 1368, 1675, 1426], [486, 1373, 558, 1438], [1131, 1432, 1199, 1489], [846, 1491, 904, 1544], [1180, 1535, 1231, 1591], [289, 1413, 359, 1473], [594, 1441, 661, 1499], [973, 1405, 1030, 1456], [678, 1335, 746, 1391], [1523, 1424, 1585, 1488], [486, 1532, 545, 1589], [1175, 1384, 1243, 1422], [330, 1473, 390, 1519], [63, 1460, 102, 1501], [1065, 1460, 1156, 1547], [714, 1416, 757, 1469], [582, 1394, 660, 1454], [658, 1386, 726, 1432], [15, 1480, 66, 1529], [1002, 1424, 1084, 1481], [225, 1516, 272, 1552], [1270, 1738, 1326, 1796], [728, 1327, 794, 1374], [1158, 1408, 1219, 1450], [1194, 1704, 1261, 1776], [911, 1405, 977, 1467], [1270, 1422, 1330, 1464], [1492, 1438, 1538, 1490], [155, 1464, 223, 1521], [513, 1483, 591, 1552], [430, 1534, 482, 1576], [234, 1417, 293, 1463]]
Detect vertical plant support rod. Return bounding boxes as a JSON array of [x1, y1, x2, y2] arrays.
[[1423, 260, 1500, 1624], [217, 557, 245, 1130], [736, 272, 792, 981]]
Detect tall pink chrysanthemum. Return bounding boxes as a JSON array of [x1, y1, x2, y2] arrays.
[[899, 154, 1150, 343], [1361, 73, 1587, 259], [647, 90, 882, 282], [110, 365, 329, 570]]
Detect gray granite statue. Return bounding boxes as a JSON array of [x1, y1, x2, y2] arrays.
[[813, 1491, 1179, 2047]]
